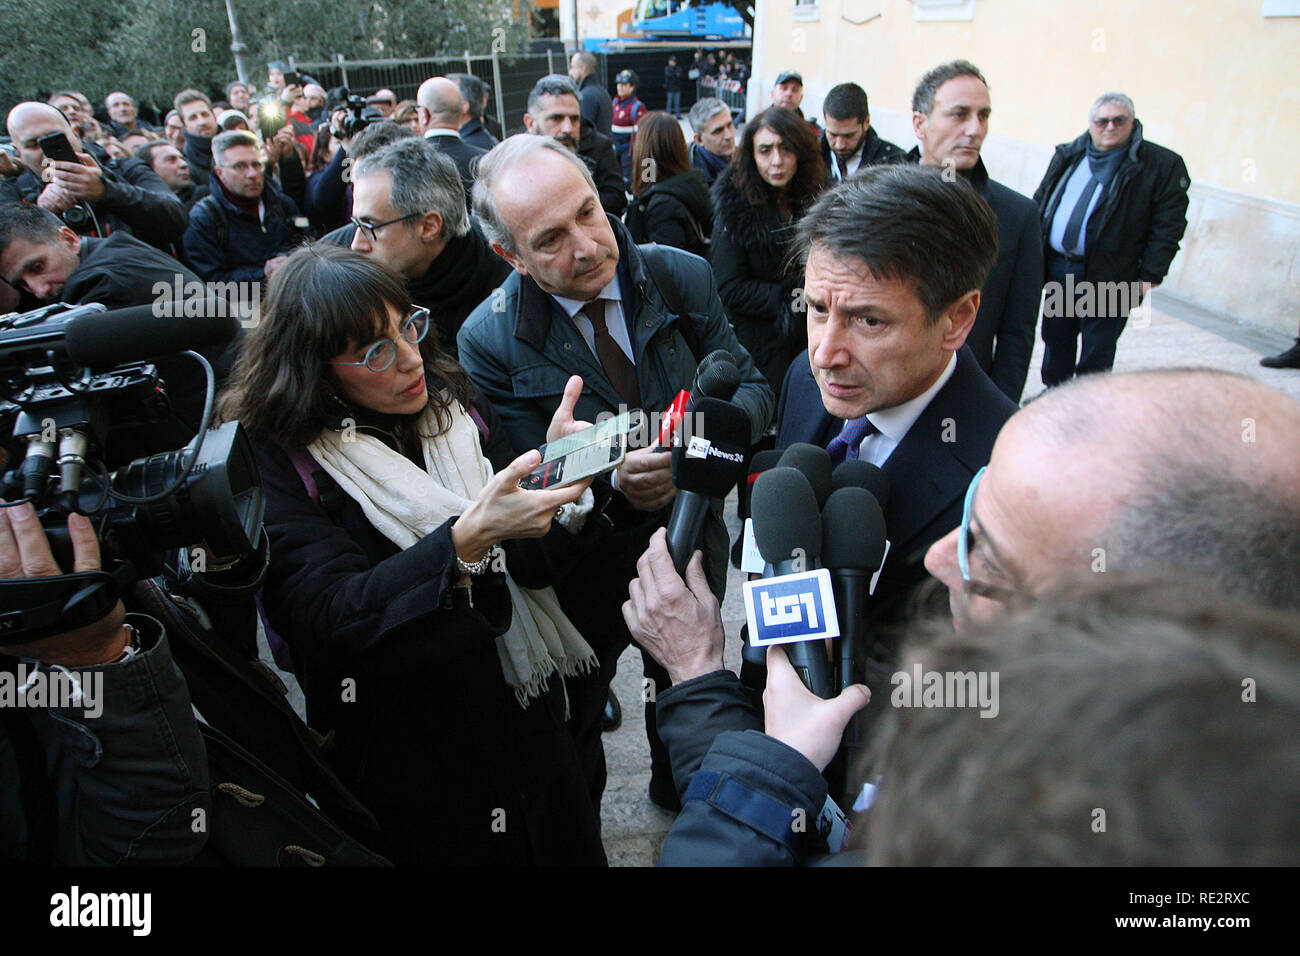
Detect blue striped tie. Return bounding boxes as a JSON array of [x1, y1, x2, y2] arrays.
[[827, 416, 876, 466]]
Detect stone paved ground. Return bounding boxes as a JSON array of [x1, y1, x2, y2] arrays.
[[597, 295, 1300, 866]]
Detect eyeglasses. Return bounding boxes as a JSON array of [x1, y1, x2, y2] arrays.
[[328, 307, 431, 373], [1091, 115, 1132, 129], [957, 466, 1017, 604], [221, 160, 265, 173], [350, 211, 424, 242]]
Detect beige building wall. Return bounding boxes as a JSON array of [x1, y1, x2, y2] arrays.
[[751, 0, 1300, 335]]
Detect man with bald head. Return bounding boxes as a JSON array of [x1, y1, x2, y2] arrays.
[[416, 76, 485, 211], [458, 134, 773, 812], [2, 102, 187, 251], [925, 368, 1300, 623]]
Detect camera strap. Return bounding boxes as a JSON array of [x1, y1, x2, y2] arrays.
[[0, 570, 123, 647]]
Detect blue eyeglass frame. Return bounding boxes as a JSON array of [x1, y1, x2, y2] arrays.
[[328, 307, 431, 373], [957, 465, 1018, 604]]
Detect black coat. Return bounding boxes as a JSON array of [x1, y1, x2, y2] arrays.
[[459, 119, 498, 152], [181, 131, 213, 187], [253, 396, 607, 866], [577, 119, 628, 217], [709, 171, 802, 394], [1033, 120, 1190, 285], [182, 178, 301, 282], [905, 150, 1043, 402], [0, 143, 188, 252], [424, 131, 486, 212], [625, 169, 712, 258], [819, 126, 906, 179], [577, 74, 613, 137]]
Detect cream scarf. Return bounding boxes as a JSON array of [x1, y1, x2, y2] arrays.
[[307, 399, 597, 707]]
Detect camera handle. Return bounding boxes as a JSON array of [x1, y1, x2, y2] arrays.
[[0, 568, 125, 647]]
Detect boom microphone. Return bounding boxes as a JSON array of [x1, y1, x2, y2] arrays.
[[751, 467, 834, 697], [822, 487, 888, 692], [64, 302, 240, 368], [665, 396, 751, 574]]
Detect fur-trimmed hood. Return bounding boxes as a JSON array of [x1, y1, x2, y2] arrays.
[[710, 170, 793, 259]]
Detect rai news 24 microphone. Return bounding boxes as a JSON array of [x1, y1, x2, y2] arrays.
[[664, 396, 751, 574], [658, 350, 742, 447], [749, 467, 836, 698]]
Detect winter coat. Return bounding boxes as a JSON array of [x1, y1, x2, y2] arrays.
[[182, 178, 301, 282], [253, 394, 608, 865], [1033, 119, 1190, 286], [709, 171, 803, 394], [625, 169, 712, 259]]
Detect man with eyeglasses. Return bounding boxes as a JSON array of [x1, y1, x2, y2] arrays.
[[183, 130, 303, 284], [344, 138, 510, 357], [1034, 92, 1190, 385]]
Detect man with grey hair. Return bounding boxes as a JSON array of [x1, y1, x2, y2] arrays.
[[687, 97, 734, 186], [1034, 92, 1191, 385], [459, 134, 773, 813], [907, 59, 1043, 403], [345, 138, 509, 355], [183, 129, 301, 282], [523, 74, 626, 216], [416, 76, 486, 211], [105, 91, 151, 137], [447, 73, 498, 150], [569, 49, 612, 136]]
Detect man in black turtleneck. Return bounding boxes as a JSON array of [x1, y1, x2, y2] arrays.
[[174, 90, 220, 188], [341, 138, 510, 358], [907, 60, 1042, 404]]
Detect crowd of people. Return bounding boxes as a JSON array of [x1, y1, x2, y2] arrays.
[[1, 49, 1297, 870]]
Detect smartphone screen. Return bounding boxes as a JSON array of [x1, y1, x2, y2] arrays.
[[541, 409, 646, 462], [519, 433, 625, 490]]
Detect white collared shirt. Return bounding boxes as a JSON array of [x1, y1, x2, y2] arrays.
[[857, 352, 958, 466], [829, 142, 865, 184], [423, 128, 461, 139], [552, 278, 635, 363]]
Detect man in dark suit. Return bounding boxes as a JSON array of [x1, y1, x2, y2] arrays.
[[417, 77, 486, 212], [905, 60, 1043, 403], [622, 165, 1018, 816]]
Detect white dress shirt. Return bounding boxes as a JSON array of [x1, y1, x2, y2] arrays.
[[552, 277, 635, 363], [856, 352, 958, 466]]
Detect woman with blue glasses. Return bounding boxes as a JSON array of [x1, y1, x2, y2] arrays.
[[219, 243, 608, 865]]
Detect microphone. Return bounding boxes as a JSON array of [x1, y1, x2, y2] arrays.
[[777, 442, 833, 510], [658, 351, 741, 448], [664, 396, 751, 574], [831, 459, 890, 511], [738, 448, 784, 669], [751, 466, 834, 697], [821, 487, 888, 692], [64, 302, 240, 368]]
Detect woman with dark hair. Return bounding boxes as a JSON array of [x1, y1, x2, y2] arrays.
[[710, 106, 825, 394], [219, 243, 608, 866], [625, 110, 712, 258]]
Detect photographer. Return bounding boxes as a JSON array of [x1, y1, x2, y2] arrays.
[[0, 501, 211, 865], [2, 102, 187, 252]]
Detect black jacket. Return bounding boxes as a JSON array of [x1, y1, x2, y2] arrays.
[[905, 149, 1043, 402], [459, 119, 498, 152], [0, 143, 188, 252], [424, 130, 486, 211], [182, 178, 302, 282], [709, 171, 802, 393], [321, 217, 511, 358], [819, 126, 906, 180], [1033, 120, 1190, 285], [577, 74, 613, 137], [253, 396, 607, 866], [577, 119, 628, 217], [625, 169, 712, 258]]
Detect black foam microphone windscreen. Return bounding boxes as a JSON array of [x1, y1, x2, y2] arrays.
[[751, 466, 822, 567], [778, 442, 833, 510], [822, 487, 888, 571], [694, 358, 741, 403], [64, 302, 240, 368], [831, 459, 890, 511], [666, 396, 752, 573]]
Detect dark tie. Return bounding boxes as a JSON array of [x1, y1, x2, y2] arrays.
[[582, 299, 641, 409], [1061, 164, 1103, 254], [835, 155, 847, 179], [826, 416, 876, 467]]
